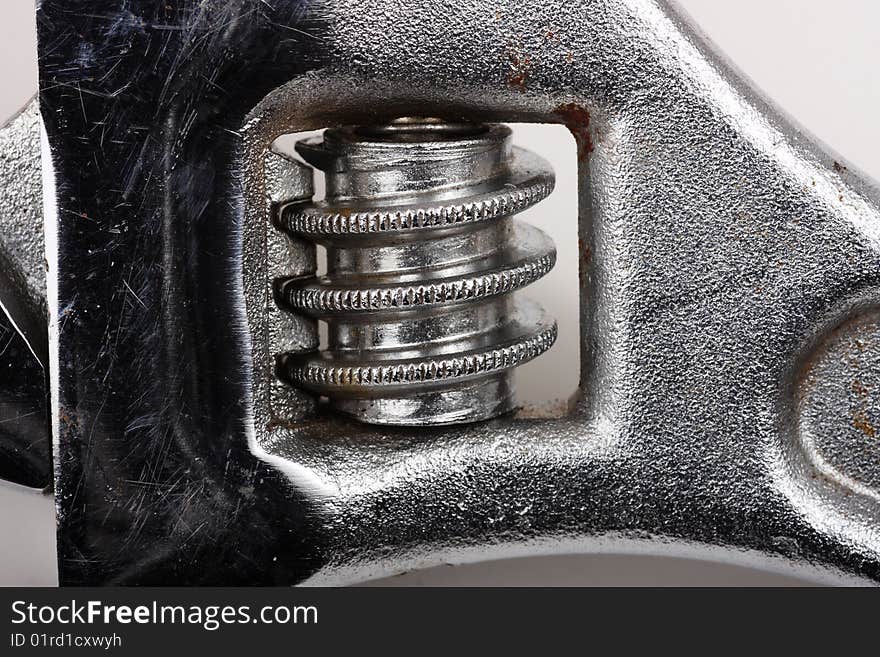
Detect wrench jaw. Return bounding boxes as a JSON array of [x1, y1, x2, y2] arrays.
[[36, 0, 880, 584], [0, 101, 51, 490]]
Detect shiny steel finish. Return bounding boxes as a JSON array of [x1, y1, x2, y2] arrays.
[[27, 0, 880, 584], [277, 121, 557, 425]]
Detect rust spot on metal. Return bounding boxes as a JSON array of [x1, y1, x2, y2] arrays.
[[852, 409, 876, 439], [58, 406, 81, 441], [852, 378, 869, 397], [578, 238, 591, 262], [59, 406, 77, 428], [266, 417, 301, 432], [577, 238, 591, 285], [554, 102, 594, 161], [505, 46, 531, 91]]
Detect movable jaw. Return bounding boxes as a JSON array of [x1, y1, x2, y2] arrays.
[[0, 101, 49, 489], [18, 0, 880, 584]]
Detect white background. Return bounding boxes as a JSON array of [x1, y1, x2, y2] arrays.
[[1, 0, 879, 585]]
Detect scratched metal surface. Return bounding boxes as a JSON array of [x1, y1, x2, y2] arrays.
[[39, 0, 880, 584]]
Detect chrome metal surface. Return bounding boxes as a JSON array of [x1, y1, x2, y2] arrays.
[[277, 120, 557, 425], [29, 0, 880, 584]]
